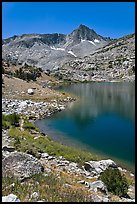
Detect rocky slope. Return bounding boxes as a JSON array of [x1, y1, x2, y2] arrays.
[[53, 33, 135, 82], [2, 25, 111, 70]]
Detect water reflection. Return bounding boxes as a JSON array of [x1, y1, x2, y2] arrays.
[[58, 82, 135, 123]]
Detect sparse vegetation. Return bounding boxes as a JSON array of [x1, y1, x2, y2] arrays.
[[2, 173, 91, 202], [14, 66, 42, 82]]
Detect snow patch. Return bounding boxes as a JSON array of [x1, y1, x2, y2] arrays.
[[50, 46, 65, 51], [94, 39, 100, 43], [88, 41, 96, 46], [81, 39, 86, 43], [68, 51, 77, 57]]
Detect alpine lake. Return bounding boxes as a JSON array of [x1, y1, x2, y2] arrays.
[[35, 82, 135, 172]]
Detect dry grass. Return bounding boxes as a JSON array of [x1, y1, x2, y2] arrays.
[[2, 173, 92, 202], [2, 74, 73, 102]]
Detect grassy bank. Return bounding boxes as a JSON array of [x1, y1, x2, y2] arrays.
[[8, 126, 100, 165]]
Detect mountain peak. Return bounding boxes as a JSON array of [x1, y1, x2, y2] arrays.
[[78, 24, 90, 30], [69, 24, 102, 42]]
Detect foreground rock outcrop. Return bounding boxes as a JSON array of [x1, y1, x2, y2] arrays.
[[2, 144, 135, 202], [2, 152, 44, 180]]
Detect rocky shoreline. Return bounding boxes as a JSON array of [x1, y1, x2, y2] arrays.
[[2, 97, 76, 120]]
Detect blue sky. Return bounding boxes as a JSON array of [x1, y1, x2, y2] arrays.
[[2, 2, 135, 39]]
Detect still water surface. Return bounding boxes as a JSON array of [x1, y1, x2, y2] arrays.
[[35, 82, 135, 171]]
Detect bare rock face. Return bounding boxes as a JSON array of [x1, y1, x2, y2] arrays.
[[84, 159, 117, 175], [2, 194, 20, 202], [2, 152, 44, 180]]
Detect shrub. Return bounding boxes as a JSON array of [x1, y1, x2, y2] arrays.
[[99, 167, 129, 197], [8, 113, 20, 126], [2, 120, 10, 129], [2, 114, 20, 128]]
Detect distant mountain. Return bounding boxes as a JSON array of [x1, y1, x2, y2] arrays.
[[2, 25, 111, 70], [66, 24, 110, 46]]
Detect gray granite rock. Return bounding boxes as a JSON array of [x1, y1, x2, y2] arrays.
[[30, 192, 39, 200], [84, 159, 117, 175], [2, 194, 20, 202], [91, 194, 109, 202], [2, 152, 44, 180], [87, 180, 108, 194]]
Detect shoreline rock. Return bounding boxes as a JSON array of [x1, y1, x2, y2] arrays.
[[2, 97, 75, 120]]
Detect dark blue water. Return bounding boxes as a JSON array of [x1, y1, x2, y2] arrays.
[[35, 82, 135, 171]]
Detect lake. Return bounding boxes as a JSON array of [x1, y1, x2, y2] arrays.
[[35, 82, 135, 172]]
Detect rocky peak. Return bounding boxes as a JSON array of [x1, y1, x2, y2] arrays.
[[68, 24, 106, 42]]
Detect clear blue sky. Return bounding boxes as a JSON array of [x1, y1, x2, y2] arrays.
[[2, 2, 135, 39]]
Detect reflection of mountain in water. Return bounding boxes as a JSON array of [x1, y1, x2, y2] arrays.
[[58, 82, 135, 124]]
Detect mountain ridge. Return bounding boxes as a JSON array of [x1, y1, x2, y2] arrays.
[[2, 25, 135, 82]]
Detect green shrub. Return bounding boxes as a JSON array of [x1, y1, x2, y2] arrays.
[[2, 114, 20, 128], [8, 113, 20, 126], [2, 120, 10, 129], [23, 119, 39, 131], [99, 167, 129, 197]]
